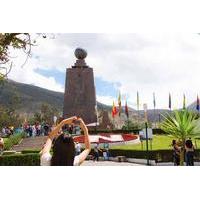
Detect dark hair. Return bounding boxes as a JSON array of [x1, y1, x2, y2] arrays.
[[172, 140, 176, 146], [51, 134, 75, 166], [185, 139, 193, 149]]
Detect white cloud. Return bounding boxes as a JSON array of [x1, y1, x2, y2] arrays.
[[7, 46, 64, 92], [6, 33, 200, 109], [96, 95, 117, 106]]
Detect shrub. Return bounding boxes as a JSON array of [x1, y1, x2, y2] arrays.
[[4, 132, 26, 150], [21, 150, 41, 154], [91, 149, 200, 163], [0, 153, 40, 166], [1, 149, 200, 166], [2, 151, 16, 155]]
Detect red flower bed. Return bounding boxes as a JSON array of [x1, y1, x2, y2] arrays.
[[122, 134, 138, 141], [73, 133, 138, 144]]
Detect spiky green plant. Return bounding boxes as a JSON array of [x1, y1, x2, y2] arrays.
[[161, 110, 200, 165]]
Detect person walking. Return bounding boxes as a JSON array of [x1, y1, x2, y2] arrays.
[[43, 123, 49, 136], [93, 143, 102, 162], [75, 142, 82, 156], [185, 138, 195, 166]]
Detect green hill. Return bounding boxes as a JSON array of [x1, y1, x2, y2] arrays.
[[0, 80, 171, 125]]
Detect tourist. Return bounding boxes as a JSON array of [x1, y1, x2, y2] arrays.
[[75, 142, 82, 156], [171, 140, 181, 166], [43, 123, 49, 136], [1, 127, 6, 137], [5, 127, 11, 136], [32, 125, 36, 137], [28, 125, 33, 137], [36, 123, 41, 136], [68, 125, 73, 135], [93, 143, 102, 162], [103, 149, 107, 161], [0, 137, 4, 155], [185, 138, 195, 166], [40, 116, 91, 166], [9, 126, 14, 135], [103, 143, 109, 160]]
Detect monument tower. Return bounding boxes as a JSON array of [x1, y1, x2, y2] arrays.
[[63, 48, 97, 124]]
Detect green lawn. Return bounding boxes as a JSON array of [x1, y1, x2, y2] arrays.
[[110, 135, 200, 150]]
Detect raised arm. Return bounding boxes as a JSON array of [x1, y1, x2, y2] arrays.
[[40, 116, 77, 155], [77, 118, 91, 165]]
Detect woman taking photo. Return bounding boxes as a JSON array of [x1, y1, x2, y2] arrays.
[[40, 116, 91, 166]]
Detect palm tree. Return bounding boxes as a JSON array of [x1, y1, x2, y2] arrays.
[[161, 110, 200, 165]]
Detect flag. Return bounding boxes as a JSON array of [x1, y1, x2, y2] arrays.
[[118, 92, 122, 116], [153, 92, 156, 108], [196, 95, 200, 111], [112, 101, 117, 118], [137, 91, 139, 110], [125, 100, 129, 118], [169, 93, 171, 110], [183, 94, 186, 110]]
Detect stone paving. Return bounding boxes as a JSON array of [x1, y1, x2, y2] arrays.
[[82, 160, 143, 166]]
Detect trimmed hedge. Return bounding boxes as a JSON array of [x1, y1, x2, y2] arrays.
[[0, 153, 40, 166], [21, 150, 41, 154], [108, 149, 200, 163], [1, 149, 200, 166]]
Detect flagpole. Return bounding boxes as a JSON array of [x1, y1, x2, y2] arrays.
[[169, 93, 172, 115], [137, 91, 139, 124], [125, 99, 129, 130], [153, 92, 156, 128], [154, 107, 156, 128], [197, 95, 200, 118]]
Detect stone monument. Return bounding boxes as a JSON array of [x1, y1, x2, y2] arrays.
[[63, 48, 97, 124]]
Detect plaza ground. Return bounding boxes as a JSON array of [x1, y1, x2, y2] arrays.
[[82, 160, 143, 166]]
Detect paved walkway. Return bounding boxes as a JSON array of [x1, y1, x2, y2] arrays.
[[82, 161, 143, 166], [12, 136, 47, 151]]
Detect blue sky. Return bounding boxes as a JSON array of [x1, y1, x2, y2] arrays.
[[34, 68, 120, 98]]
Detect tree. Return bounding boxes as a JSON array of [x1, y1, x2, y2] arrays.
[[122, 119, 141, 130], [0, 33, 48, 81], [161, 110, 200, 165], [0, 33, 32, 80], [0, 105, 23, 129], [40, 103, 59, 124]]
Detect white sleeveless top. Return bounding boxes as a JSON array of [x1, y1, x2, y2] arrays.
[[40, 152, 80, 166]]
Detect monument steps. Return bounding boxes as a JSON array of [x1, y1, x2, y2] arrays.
[[12, 136, 47, 152]]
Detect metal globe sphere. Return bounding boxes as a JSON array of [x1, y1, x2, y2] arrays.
[[74, 48, 87, 60]]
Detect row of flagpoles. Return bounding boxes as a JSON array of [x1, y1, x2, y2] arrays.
[[112, 92, 200, 119]]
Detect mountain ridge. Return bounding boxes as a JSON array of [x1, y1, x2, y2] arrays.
[[0, 79, 197, 124]]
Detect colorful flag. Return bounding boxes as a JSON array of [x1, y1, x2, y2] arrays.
[[169, 93, 171, 110], [118, 92, 122, 116], [183, 94, 186, 110], [153, 92, 156, 108], [196, 95, 200, 111], [125, 100, 129, 118], [137, 91, 139, 110], [112, 101, 117, 118]]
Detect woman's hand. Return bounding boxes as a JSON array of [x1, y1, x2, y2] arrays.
[[48, 116, 77, 140], [62, 116, 77, 126]]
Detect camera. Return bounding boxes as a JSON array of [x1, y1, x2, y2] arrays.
[[72, 119, 81, 126]]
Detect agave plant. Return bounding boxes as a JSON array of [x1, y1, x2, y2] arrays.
[[161, 110, 200, 165]]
